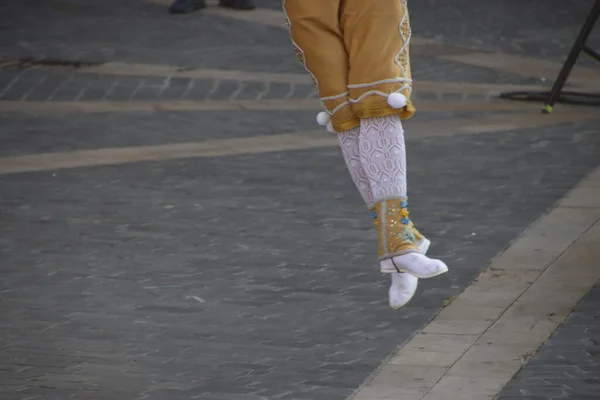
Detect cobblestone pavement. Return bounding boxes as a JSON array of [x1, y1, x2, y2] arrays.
[[0, 1, 599, 400], [497, 282, 600, 400], [2, 122, 599, 400]]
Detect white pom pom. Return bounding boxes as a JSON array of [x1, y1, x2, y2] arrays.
[[316, 111, 330, 126], [326, 121, 336, 134], [387, 92, 407, 109]]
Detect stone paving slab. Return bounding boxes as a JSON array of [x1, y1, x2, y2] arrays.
[[497, 282, 600, 400], [1, 121, 600, 399]]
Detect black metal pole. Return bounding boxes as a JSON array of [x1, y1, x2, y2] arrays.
[[542, 0, 600, 113]]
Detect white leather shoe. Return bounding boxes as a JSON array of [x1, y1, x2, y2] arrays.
[[388, 238, 432, 309]]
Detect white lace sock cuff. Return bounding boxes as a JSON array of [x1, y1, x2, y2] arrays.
[[358, 114, 408, 206]]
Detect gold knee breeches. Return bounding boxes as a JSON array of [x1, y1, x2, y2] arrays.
[[284, 0, 416, 132]]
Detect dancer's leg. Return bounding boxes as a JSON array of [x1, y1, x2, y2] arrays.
[[285, 0, 446, 309], [338, 128, 431, 248], [338, 128, 431, 309], [339, 0, 448, 280], [360, 115, 447, 278]]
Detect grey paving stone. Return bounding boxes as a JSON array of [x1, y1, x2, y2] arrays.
[[104, 77, 144, 101], [0, 69, 21, 88], [167, 77, 193, 89], [79, 87, 110, 101], [49, 88, 82, 101], [0, 81, 35, 100], [142, 76, 167, 87], [182, 79, 220, 101], [25, 72, 71, 101], [260, 82, 295, 100], [158, 86, 188, 101], [237, 81, 269, 101], [497, 283, 600, 400], [209, 80, 243, 101], [131, 86, 162, 102], [290, 84, 318, 100]]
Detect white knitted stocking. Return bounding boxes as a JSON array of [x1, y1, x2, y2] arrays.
[[358, 115, 407, 205], [338, 127, 374, 206]]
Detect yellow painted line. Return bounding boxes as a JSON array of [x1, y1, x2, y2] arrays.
[[350, 167, 600, 400], [0, 110, 597, 175]]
